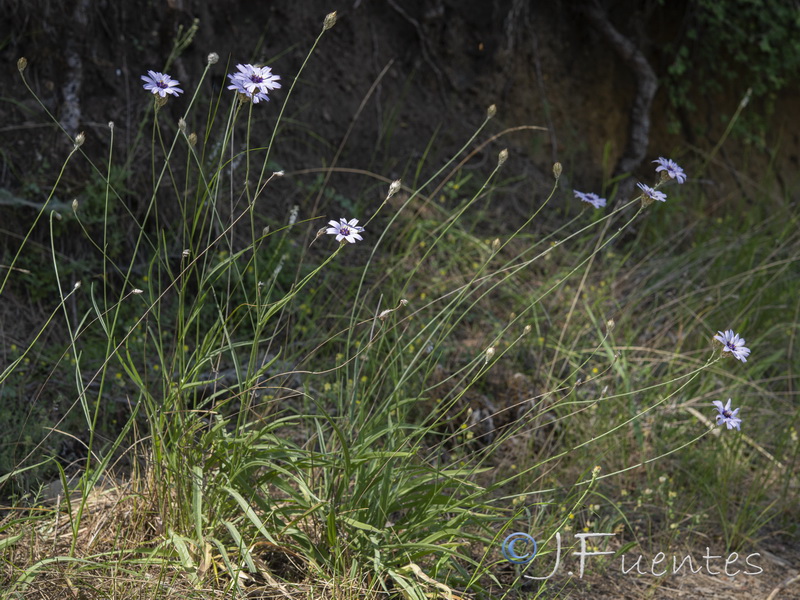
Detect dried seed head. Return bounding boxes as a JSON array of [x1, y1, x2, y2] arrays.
[[72, 199, 79, 212], [498, 148, 508, 167], [378, 309, 392, 321], [178, 118, 187, 133], [400, 298, 408, 307], [388, 179, 402, 198], [207, 52, 219, 65], [523, 324, 532, 334], [323, 11, 337, 31], [187, 133, 197, 146], [132, 288, 144, 295], [274, 170, 285, 177], [182, 249, 191, 258], [73, 281, 82, 290], [486, 104, 497, 119], [17, 57, 28, 73], [74, 132, 85, 149], [108, 121, 115, 131], [553, 162, 562, 179]]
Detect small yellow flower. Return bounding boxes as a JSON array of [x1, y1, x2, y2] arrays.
[[360, 375, 368, 383], [419, 292, 427, 300], [591, 367, 599, 374], [568, 513, 575, 520], [323, 383, 332, 392], [152, 364, 160, 371]]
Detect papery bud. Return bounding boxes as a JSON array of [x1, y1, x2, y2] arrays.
[[262, 226, 270, 236], [486, 104, 496, 119], [485, 347, 495, 362], [178, 118, 187, 133], [73, 281, 82, 290], [74, 132, 85, 149], [187, 133, 197, 146], [606, 319, 615, 332], [523, 324, 532, 334], [274, 170, 284, 177], [323, 11, 337, 31], [182, 249, 191, 258], [388, 179, 402, 198], [108, 121, 115, 131], [378, 309, 392, 321], [207, 52, 219, 65], [740, 87, 752, 109], [498, 148, 508, 167], [17, 57, 28, 73], [400, 298, 408, 307], [553, 162, 562, 179], [132, 288, 144, 295], [72, 199, 78, 212], [592, 465, 602, 477], [491, 238, 500, 252]]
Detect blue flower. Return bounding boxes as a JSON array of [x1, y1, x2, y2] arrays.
[[653, 157, 687, 184], [714, 329, 750, 363], [227, 63, 281, 103], [712, 399, 742, 430], [574, 190, 607, 209], [141, 70, 183, 98], [636, 182, 667, 203], [326, 218, 364, 244]]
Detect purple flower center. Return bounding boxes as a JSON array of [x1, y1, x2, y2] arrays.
[[722, 409, 732, 418], [156, 79, 168, 89], [249, 75, 264, 84], [726, 341, 737, 350], [340, 226, 351, 235]]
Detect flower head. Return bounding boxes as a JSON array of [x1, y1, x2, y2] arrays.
[[141, 70, 183, 98], [636, 182, 667, 204], [574, 190, 606, 209], [653, 157, 687, 184], [326, 218, 364, 244], [712, 399, 742, 430], [713, 329, 750, 362], [227, 63, 281, 103]]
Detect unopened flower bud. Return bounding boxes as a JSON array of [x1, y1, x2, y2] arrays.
[[262, 226, 270, 236], [388, 179, 402, 198], [606, 319, 615, 332], [498, 149, 508, 167], [72, 199, 78, 212], [187, 133, 197, 146], [73, 281, 82, 290], [485, 346, 495, 362], [523, 324, 532, 334], [592, 465, 602, 477], [323, 11, 337, 31], [178, 118, 187, 133], [487, 104, 496, 119], [207, 52, 219, 65], [74, 132, 85, 149], [17, 57, 28, 73], [108, 121, 115, 131], [553, 162, 562, 179], [491, 238, 500, 252]]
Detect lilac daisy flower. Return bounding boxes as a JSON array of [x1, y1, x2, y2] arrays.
[[227, 63, 281, 103], [636, 182, 667, 203], [141, 70, 183, 98], [653, 157, 687, 184], [712, 399, 742, 430], [326, 218, 364, 244], [713, 329, 751, 363], [574, 190, 607, 209]]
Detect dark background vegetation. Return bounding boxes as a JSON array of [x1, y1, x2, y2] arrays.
[[1, 0, 798, 494]]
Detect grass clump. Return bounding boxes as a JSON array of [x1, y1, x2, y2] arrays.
[[1, 12, 798, 600]]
